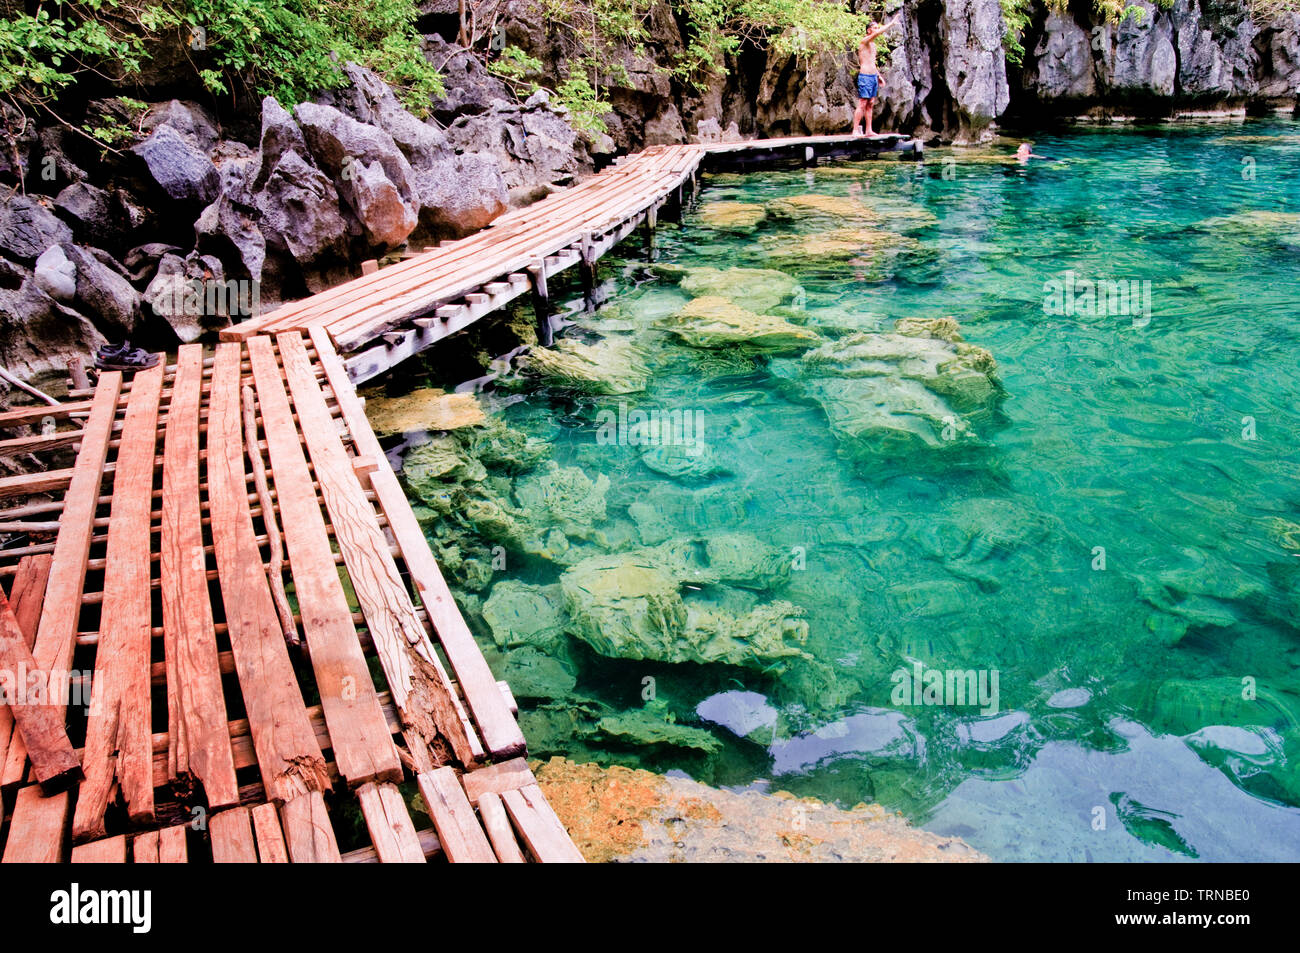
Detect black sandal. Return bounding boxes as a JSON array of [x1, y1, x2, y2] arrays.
[[95, 347, 159, 372]]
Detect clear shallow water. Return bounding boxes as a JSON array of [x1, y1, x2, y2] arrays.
[[401, 121, 1300, 861]]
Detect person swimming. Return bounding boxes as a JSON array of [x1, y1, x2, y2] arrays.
[[852, 14, 901, 137], [1016, 142, 1056, 163]]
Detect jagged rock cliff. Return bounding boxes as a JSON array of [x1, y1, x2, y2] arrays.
[[1014, 0, 1300, 117]]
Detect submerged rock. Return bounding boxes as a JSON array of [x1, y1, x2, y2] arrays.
[[767, 193, 878, 224], [678, 266, 800, 313], [515, 336, 649, 394], [696, 200, 767, 233], [761, 227, 918, 266], [535, 757, 986, 863], [639, 442, 730, 482], [663, 296, 820, 352], [366, 389, 486, 436], [482, 580, 568, 650], [595, 704, 723, 753], [559, 542, 808, 671], [774, 318, 1003, 458]]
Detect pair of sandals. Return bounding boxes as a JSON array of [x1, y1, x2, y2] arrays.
[[94, 341, 159, 372]]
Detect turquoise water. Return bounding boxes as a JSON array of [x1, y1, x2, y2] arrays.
[[396, 121, 1300, 862]]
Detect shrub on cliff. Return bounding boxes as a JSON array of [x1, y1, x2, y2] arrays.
[[0, 0, 442, 150]]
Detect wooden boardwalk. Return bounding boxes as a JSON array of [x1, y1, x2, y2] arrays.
[[222, 134, 918, 384], [0, 334, 582, 863]]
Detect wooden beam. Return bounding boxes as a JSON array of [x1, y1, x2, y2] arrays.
[[280, 791, 342, 863], [251, 802, 289, 862], [1, 376, 121, 789], [477, 791, 525, 863], [279, 331, 481, 770], [71, 834, 128, 863], [246, 336, 402, 787], [0, 555, 51, 777], [416, 767, 496, 863], [310, 328, 526, 759], [1, 786, 69, 862], [357, 781, 426, 863], [210, 807, 259, 863], [73, 362, 164, 840], [160, 344, 239, 808], [501, 785, 585, 863], [0, 588, 81, 793]]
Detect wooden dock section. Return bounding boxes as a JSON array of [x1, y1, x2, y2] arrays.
[[221, 134, 919, 384], [0, 334, 583, 863]]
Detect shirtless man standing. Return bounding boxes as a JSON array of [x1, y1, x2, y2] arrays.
[[852, 13, 901, 137]]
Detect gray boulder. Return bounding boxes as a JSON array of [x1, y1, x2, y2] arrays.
[[34, 243, 142, 334], [0, 272, 106, 377], [0, 195, 74, 263], [294, 102, 419, 248], [140, 100, 220, 151], [131, 123, 220, 205], [1025, 10, 1098, 102], [254, 149, 351, 265], [53, 182, 115, 247], [757, 49, 857, 136], [195, 141, 265, 282], [1104, 2, 1178, 97]]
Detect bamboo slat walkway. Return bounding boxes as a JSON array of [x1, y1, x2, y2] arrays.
[[221, 134, 918, 383], [0, 334, 583, 863]]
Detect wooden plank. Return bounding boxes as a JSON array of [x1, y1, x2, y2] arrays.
[[0, 400, 94, 428], [477, 791, 525, 863], [246, 335, 402, 786], [206, 343, 330, 803], [132, 825, 188, 863], [280, 791, 342, 863], [73, 362, 164, 840], [251, 802, 289, 863], [210, 807, 259, 863], [0, 588, 81, 792], [160, 344, 238, 808], [71, 834, 127, 863], [0, 555, 51, 777], [1, 786, 69, 862], [461, 757, 534, 803], [357, 781, 426, 863], [501, 785, 585, 863], [416, 767, 496, 863], [311, 328, 525, 759], [3, 375, 122, 788], [279, 332, 479, 770]]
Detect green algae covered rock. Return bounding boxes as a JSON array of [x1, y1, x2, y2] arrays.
[[402, 434, 487, 491], [767, 193, 878, 225], [559, 542, 809, 671], [639, 442, 731, 482], [494, 645, 578, 700], [482, 580, 568, 650], [515, 336, 650, 395], [457, 417, 551, 473], [678, 266, 800, 313], [595, 704, 723, 753], [663, 296, 820, 352], [697, 200, 767, 233], [515, 461, 611, 530], [774, 318, 1003, 458]]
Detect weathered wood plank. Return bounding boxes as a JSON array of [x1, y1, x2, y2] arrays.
[[477, 791, 525, 863], [461, 757, 534, 803], [279, 331, 479, 770], [1, 375, 122, 789], [416, 767, 496, 863], [311, 328, 524, 760], [132, 825, 188, 863], [160, 344, 238, 808], [357, 781, 426, 863], [70, 834, 128, 863], [250, 802, 289, 863], [210, 807, 259, 863], [280, 791, 343, 863], [0, 588, 81, 792], [246, 335, 401, 786], [1, 786, 69, 862], [0, 555, 51, 779], [73, 363, 164, 840], [501, 784, 585, 863], [207, 343, 329, 803]]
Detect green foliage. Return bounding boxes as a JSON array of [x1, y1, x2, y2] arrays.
[[0, 0, 442, 129], [674, 0, 874, 80]]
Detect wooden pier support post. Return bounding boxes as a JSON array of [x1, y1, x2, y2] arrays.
[[528, 262, 553, 347], [643, 204, 658, 262], [578, 233, 598, 311], [803, 145, 817, 166]]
